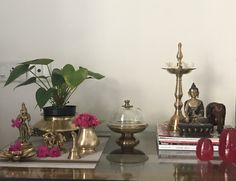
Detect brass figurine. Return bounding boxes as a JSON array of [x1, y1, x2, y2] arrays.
[[17, 103, 32, 146], [178, 86, 225, 137], [68, 131, 80, 160], [178, 84, 214, 137], [41, 115, 66, 149], [163, 43, 195, 132], [184, 83, 204, 123], [42, 131, 66, 149], [0, 103, 35, 161], [34, 115, 78, 149]]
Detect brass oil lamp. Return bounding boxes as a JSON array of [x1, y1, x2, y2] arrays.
[[163, 43, 195, 133]]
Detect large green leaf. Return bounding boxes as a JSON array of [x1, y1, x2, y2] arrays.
[[72, 67, 88, 87], [62, 64, 75, 77], [51, 68, 65, 87], [4, 64, 29, 86], [36, 87, 55, 108], [78, 67, 88, 79], [21, 58, 54, 65], [88, 70, 105, 79], [62, 65, 88, 88], [14, 77, 36, 89]]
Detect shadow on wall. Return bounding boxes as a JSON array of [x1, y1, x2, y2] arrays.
[[75, 78, 122, 124], [194, 57, 219, 105]]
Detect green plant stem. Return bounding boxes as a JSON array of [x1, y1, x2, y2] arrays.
[[29, 70, 48, 89], [46, 65, 52, 88], [64, 87, 77, 105], [47, 65, 52, 77], [45, 78, 51, 88], [35, 81, 43, 89]]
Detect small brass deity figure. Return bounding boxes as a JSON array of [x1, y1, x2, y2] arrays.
[[184, 83, 204, 123], [18, 103, 32, 145], [42, 131, 66, 149]]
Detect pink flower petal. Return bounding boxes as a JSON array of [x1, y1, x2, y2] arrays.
[[37, 146, 49, 158], [49, 146, 61, 157], [73, 113, 100, 128]]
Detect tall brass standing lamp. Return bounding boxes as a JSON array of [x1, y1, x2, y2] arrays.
[[163, 43, 195, 133]]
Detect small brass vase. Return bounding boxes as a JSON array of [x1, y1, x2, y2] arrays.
[[77, 127, 99, 155]]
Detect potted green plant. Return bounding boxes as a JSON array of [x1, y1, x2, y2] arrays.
[[4, 58, 104, 117]]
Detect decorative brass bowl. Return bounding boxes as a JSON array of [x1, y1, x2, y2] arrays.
[[107, 122, 148, 150], [34, 116, 79, 149], [0, 147, 35, 161], [34, 116, 78, 132]]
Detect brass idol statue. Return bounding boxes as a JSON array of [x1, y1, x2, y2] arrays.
[[184, 83, 204, 123], [18, 103, 32, 145]]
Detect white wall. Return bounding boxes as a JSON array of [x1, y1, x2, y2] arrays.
[[0, 0, 236, 147]]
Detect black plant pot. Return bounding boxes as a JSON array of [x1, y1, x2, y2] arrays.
[[43, 105, 76, 117]]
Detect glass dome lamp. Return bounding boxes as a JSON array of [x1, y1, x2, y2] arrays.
[[108, 100, 148, 151], [113, 100, 144, 125]]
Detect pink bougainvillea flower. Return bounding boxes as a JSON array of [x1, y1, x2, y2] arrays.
[[11, 118, 22, 128], [49, 146, 61, 157], [36, 146, 49, 158], [9, 140, 22, 152], [73, 113, 101, 128]]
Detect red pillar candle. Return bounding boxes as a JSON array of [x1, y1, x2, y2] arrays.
[[196, 138, 213, 161], [219, 128, 236, 162]]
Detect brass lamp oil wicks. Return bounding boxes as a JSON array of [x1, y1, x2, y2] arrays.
[[163, 43, 195, 133]]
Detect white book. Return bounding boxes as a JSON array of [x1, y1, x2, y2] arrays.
[[158, 143, 218, 151], [158, 136, 219, 145]]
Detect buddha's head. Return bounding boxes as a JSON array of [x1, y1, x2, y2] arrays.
[[188, 83, 199, 98]]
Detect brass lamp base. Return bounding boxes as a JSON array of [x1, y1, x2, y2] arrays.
[[168, 111, 186, 133], [116, 133, 139, 150], [107, 123, 148, 150]]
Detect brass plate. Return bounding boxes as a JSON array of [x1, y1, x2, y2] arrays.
[[162, 67, 195, 74], [0, 148, 35, 161]]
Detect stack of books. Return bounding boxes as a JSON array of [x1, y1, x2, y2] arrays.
[[157, 122, 219, 151]]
